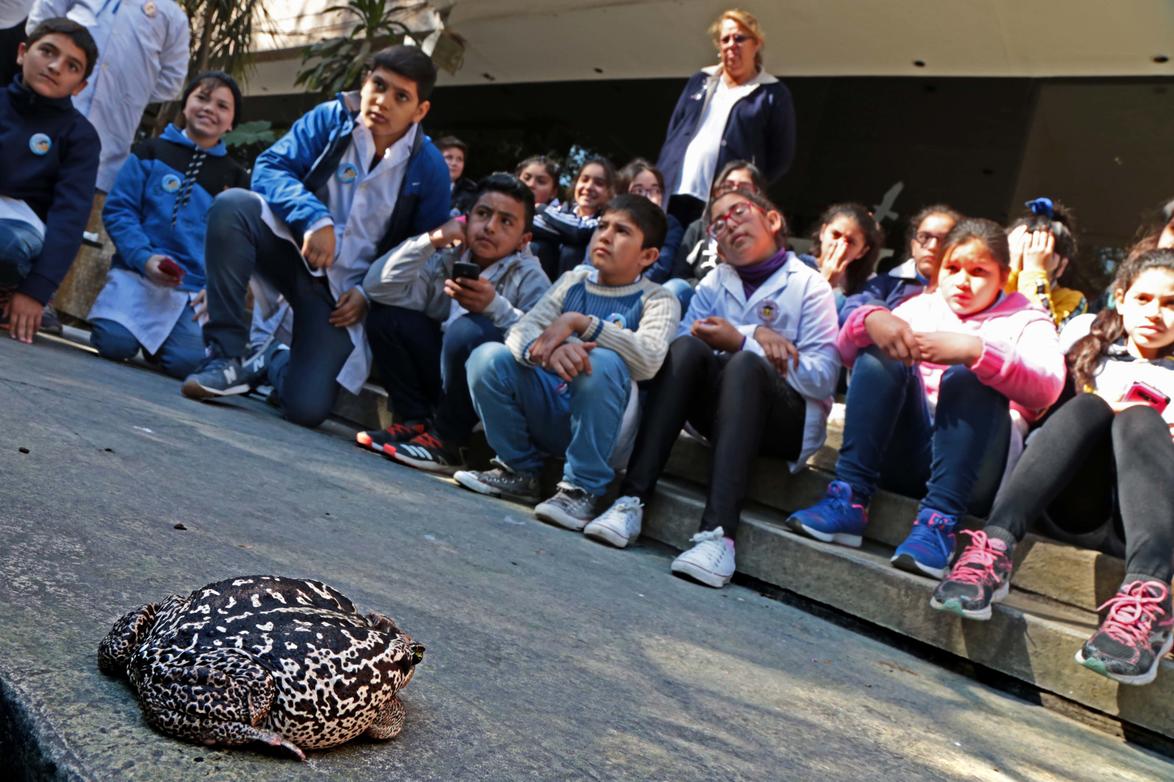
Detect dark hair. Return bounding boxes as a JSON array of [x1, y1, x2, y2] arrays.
[[570, 156, 617, 209], [809, 203, 885, 296], [604, 193, 667, 249], [367, 45, 437, 101], [1010, 198, 1079, 267], [705, 188, 788, 250], [1126, 196, 1174, 261], [617, 158, 664, 199], [941, 218, 1011, 269], [906, 203, 962, 255], [711, 159, 767, 197], [26, 18, 98, 80], [516, 155, 559, 184], [1068, 248, 1174, 391], [436, 135, 467, 154], [179, 71, 243, 129], [473, 172, 536, 232]]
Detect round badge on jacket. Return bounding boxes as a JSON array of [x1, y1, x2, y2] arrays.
[[757, 299, 780, 324], [337, 162, 359, 184], [143, 1, 157, 18], [606, 312, 628, 329], [161, 174, 182, 193], [28, 133, 51, 156]]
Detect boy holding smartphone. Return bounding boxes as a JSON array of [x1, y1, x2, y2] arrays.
[[358, 172, 551, 473]]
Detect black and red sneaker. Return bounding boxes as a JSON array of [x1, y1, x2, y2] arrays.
[[354, 421, 426, 454], [388, 430, 465, 475]]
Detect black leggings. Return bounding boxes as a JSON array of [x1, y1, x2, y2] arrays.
[[985, 393, 1174, 582], [620, 335, 807, 536]]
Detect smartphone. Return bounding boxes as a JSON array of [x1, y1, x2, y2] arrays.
[[450, 261, 481, 281], [158, 257, 185, 281], [1123, 381, 1170, 414]]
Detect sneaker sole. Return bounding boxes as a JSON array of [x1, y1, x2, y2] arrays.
[[583, 521, 633, 548], [355, 433, 386, 454], [181, 378, 250, 399], [534, 502, 591, 532], [670, 560, 731, 589], [452, 471, 539, 505], [391, 449, 462, 475], [786, 517, 863, 548], [929, 580, 1010, 621], [1075, 632, 1174, 686], [890, 552, 947, 580]]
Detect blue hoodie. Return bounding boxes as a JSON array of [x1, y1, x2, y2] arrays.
[[102, 124, 249, 292], [0, 76, 100, 304]]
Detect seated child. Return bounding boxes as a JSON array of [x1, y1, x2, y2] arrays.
[[671, 160, 767, 286], [438, 135, 477, 215], [529, 156, 615, 281], [454, 194, 679, 527], [933, 248, 1174, 686], [515, 155, 560, 207], [618, 158, 683, 285], [787, 219, 1066, 578], [0, 18, 98, 344], [808, 203, 884, 319], [356, 172, 551, 471], [839, 204, 961, 325], [1005, 197, 1087, 328], [584, 189, 840, 589], [88, 71, 248, 378], [180, 45, 451, 428]]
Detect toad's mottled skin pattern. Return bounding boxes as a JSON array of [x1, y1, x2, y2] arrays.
[[98, 576, 424, 760]]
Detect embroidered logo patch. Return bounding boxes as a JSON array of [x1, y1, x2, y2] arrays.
[[143, 1, 157, 17], [28, 134, 51, 156], [606, 312, 628, 329], [757, 299, 779, 324], [337, 162, 359, 184], [161, 174, 182, 193]]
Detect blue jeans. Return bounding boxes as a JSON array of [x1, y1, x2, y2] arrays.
[[467, 342, 631, 495], [202, 189, 354, 428], [661, 277, 695, 315], [91, 306, 204, 379], [0, 219, 44, 286], [836, 347, 1010, 517]]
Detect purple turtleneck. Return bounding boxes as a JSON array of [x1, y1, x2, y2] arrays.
[[733, 248, 789, 298]]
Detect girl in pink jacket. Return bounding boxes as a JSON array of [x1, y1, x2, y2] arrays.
[[787, 219, 1065, 578]]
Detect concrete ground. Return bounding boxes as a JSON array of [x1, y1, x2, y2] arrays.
[[0, 334, 1170, 781]]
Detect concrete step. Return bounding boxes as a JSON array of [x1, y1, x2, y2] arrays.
[[662, 434, 1127, 615], [643, 478, 1174, 740]]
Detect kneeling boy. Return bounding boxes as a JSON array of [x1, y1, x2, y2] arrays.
[[357, 172, 551, 472], [454, 194, 680, 528]]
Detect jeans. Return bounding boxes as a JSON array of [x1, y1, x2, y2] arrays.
[[661, 277, 695, 316], [202, 189, 354, 428], [985, 393, 1174, 582], [620, 335, 806, 535], [90, 306, 204, 379], [836, 347, 1010, 517], [467, 342, 631, 495], [0, 219, 44, 286]]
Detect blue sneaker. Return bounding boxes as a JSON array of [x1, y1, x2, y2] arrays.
[[892, 508, 958, 579], [786, 480, 868, 547]]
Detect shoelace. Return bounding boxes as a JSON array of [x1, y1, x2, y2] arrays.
[[947, 530, 1006, 585], [919, 511, 954, 530], [690, 527, 725, 545], [612, 497, 644, 513], [1096, 581, 1170, 648]]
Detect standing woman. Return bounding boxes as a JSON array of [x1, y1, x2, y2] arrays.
[[656, 8, 796, 229]]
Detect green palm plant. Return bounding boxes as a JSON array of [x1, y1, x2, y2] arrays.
[[182, 0, 272, 77]]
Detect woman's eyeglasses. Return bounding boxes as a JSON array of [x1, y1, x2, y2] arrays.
[[708, 201, 765, 239], [914, 231, 949, 247], [720, 33, 752, 46]]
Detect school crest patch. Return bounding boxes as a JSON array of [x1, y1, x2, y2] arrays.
[[337, 162, 359, 184], [757, 299, 780, 324], [28, 134, 51, 156]]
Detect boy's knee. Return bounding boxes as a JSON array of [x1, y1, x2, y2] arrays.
[[156, 348, 203, 380], [575, 348, 630, 394], [90, 320, 141, 361], [467, 341, 514, 385], [281, 392, 333, 429], [444, 314, 498, 358], [209, 188, 256, 220]]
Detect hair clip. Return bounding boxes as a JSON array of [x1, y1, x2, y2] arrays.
[[1025, 197, 1054, 219]]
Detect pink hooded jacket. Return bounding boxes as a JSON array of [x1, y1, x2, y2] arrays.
[[837, 291, 1065, 422]]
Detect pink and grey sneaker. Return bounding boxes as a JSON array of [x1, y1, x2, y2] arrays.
[[930, 530, 1014, 620], [1076, 578, 1174, 686]]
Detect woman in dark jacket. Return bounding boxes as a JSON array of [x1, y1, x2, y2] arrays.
[[656, 8, 796, 229]]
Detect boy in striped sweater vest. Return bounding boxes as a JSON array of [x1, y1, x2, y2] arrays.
[[456, 194, 681, 528]]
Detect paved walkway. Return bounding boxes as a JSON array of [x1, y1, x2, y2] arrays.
[[0, 335, 1170, 781]]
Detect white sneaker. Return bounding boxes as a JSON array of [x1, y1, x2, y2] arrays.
[[583, 496, 644, 548], [670, 527, 735, 588]]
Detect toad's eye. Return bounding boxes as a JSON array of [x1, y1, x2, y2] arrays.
[[410, 643, 425, 663]]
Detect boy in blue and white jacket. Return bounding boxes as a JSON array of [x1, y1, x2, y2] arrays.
[[89, 72, 248, 378], [181, 46, 451, 428]]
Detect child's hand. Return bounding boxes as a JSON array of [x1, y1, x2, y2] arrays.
[[547, 342, 596, 382], [444, 276, 496, 313], [4, 292, 44, 344], [912, 331, 983, 366], [1022, 229, 1055, 274], [1007, 224, 1028, 274], [328, 287, 367, 328], [529, 312, 588, 365], [302, 224, 336, 269], [753, 326, 799, 375], [191, 289, 208, 323], [820, 238, 852, 287], [145, 255, 183, 287], [865, 310, 921, 364], [429, 218, 467, 249], [691, 316, 743, 352]]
